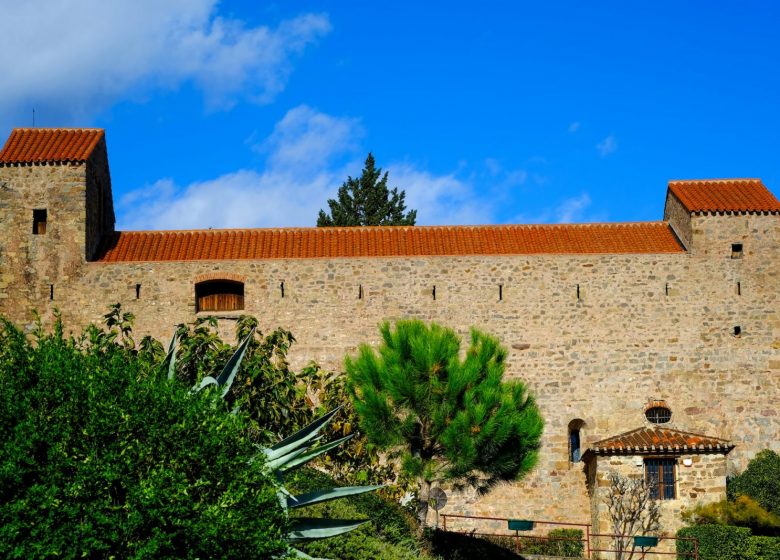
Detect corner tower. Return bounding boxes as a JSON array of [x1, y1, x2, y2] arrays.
[[664, 178, 780, 256], [0, 128, 115, 324]]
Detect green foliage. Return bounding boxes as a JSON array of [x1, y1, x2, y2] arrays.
[[0, 318, 288, 559], [346, 320, 543, 523], [677, 525, 753, 560], [317, 152, 417, 226], [318, 373, 413, 500], [749, 535, 780, 559], [431, 528, 584, 558], [289, 468, 433, 560], [168, 314, 321, 443], [523, 529, 585, 557], [729, 449, 780, 516], [682, 496, 780, 536], [428, 530, 523, 560]]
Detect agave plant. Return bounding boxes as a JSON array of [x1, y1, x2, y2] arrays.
[[166, 328, 381, 559]]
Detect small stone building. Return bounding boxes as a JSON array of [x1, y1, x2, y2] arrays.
[[1, 128, 779, 541]]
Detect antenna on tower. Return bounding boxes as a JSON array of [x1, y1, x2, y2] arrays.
[[32, 108, 35, 127]]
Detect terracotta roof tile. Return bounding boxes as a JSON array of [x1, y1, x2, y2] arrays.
[[587, 427, 734, 456], [95, 222, 685, 262], [0, 128, 104, 165], [668, 179, 780, 214]]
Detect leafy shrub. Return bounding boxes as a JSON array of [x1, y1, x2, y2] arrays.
[[749, 535, 780, 559], [729, 450, 780, 516], [429, 528, 584, 559], [428, 530, 523, 560], [677, 524, 752, 560], [173, 314, 323, 443], [526, 528, 584, 557], [682, 496, 780, 536], [0, 318, 288, 559]]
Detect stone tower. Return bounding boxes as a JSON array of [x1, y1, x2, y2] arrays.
[[0, 128, 114, 324]]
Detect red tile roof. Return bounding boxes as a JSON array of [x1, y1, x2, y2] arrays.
[[0, 128, 104, 165], [668, 179, 780, 214], [95, 222, 685, 262], [587, 427, 734, 456]]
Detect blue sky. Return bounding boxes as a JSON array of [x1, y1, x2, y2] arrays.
[[1, 1, 778, 230]]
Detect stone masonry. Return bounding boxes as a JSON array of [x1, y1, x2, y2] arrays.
[[1, 129, 778, 544]]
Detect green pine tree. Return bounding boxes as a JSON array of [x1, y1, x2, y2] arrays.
[[317, 153, 417, 226], [345, 320, 544, 526]]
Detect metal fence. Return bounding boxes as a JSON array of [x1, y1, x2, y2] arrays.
[[439, 513, 699, 559]]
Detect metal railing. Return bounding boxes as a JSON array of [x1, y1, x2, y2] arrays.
[[589, 532, 699, 560], [441, 513, 591, 557], [438, 513, 699, 559]]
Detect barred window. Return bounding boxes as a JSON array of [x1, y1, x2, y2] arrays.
[[645, 406, 672, 424], [645, 458, 676, 500]]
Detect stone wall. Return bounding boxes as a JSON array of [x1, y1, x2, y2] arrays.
[[589, 453, 727, 556], [0, 163, 89, 314], [1, 157, 778, 533]]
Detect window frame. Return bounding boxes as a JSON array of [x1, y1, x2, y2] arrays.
[[195, 279, 245, 313], [644, 457, 677, 500]]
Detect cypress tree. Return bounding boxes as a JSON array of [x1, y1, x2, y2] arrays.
[[317, 153, 417, 226]]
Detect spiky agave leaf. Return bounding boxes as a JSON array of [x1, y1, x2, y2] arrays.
[[216, 327, 255, 398], [265, 406, 343, 462], [287, 518, 369, 543], [193, 376, 219, 392], [287, 485, 384, 509], [163, 332, 178, 380], [277, 435, 354, 473]]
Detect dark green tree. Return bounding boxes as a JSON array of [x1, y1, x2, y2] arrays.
[[0, 317, 288, 559], [317, 153, 417, 226], [728, 449, 780, 515], [345, 320, 544, 525]]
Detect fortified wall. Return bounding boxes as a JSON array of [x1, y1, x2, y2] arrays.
[[1, 129, 779, 537]]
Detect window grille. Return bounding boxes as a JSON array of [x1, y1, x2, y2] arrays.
[[645, 406, 672, 424], [645, 458, 676, 500]]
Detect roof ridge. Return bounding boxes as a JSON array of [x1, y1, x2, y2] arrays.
[[112, 221, 672, 235], [0, 128, 105, 165], [593, 425, 733, 446], [11, 127, 105, 132], [668, 178, 762, 184]]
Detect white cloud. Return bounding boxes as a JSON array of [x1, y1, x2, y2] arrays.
[[259, 105, 363, 171], [597, 135, 618, 157], [554, 193, 592, 223], [390, 165, 494, 225], [512, 193, 597, 224], [0, 1, 330, 127], [118, 105, 358, 230], [117, 105, 500, 230]]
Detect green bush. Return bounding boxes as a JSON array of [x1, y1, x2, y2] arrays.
[[729, 450, 780, 516], [429, 528, 584, 559], [536, 528, 584, 557], [749, 536, 780, 559], [0, 318, 288, 559], [682, 496, 780, 536], [429, 530, 523, 560], [677, 524, 752, 560]]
